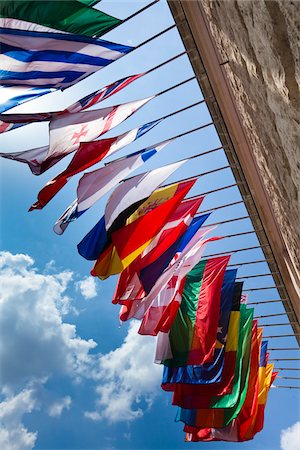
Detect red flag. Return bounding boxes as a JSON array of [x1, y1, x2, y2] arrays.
[[112, 197, 204, 305]]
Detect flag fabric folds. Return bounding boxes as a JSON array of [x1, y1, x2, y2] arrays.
[[112, 198, 205, 306], [0, 27, 133, 89], [54, 141, 167, 235], [0, 1, 121, 37], [160, 255, 230, 367], [4, 97, 153, 180], [0, 85, 53, 114], [77, 161, 187, 261], [28, 108, 157, 211], [161, 270, 238, 388], [0, 73, 144, 134], [91, 179, 196, 279], [0, 1, 276, 444], [120, 223, 218, 326], [78, 0, 99, 6], [176, 305, 253, 429], [169, 288, 243, 407]]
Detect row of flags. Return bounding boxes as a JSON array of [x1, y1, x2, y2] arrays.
[[0, 1, 277, 442]]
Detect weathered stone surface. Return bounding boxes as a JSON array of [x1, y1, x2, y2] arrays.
[[201, 0, 300, 272]]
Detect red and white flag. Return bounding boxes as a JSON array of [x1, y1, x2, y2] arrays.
[[0, 97, 153, 175]]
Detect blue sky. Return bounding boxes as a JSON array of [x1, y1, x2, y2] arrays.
[[0, 1, 299, 450]]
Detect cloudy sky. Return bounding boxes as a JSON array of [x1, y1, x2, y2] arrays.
[[0, 1, 299, 450]]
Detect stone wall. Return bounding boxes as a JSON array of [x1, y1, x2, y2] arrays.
[[201, 0, 300, 273]]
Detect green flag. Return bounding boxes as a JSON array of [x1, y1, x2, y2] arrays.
[[176, 305, 253, 428], [210, 305, 253, 410], [78, 0, 100, 6], [163, 256, 230, 368], [0, 1, 121, 37]]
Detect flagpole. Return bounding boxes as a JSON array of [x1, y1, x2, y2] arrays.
[[260, 323, 298, 327], [269, 358, 300, 361], [200, 200, 244, 214], [276, 368, 300, 371], [120, 0, 160, 25], [204, 244, 270, 259], [243, 286, 284, 292], [133, 23, 177, 52], [268, 348, 300, 351], [276, 376, 300, 379], [201, 215, 258, 226], [263, 334, 300, 338], [236, 273, 279, 280], [193, 183, 244, 197], [228, 259, 274, 268], [272, 384, 300, 389], [255, 313, 293, 319], [145, 51, 188, 76], [248, 299, 289, 305]]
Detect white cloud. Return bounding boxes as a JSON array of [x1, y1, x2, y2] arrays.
[[76, 276, 97, 300], [280, 422, 300, 450], [0, 388, 38, 450], [0, 251, 103, 448], [48, 396, 72, 418], [0, 251, 97, 390], [0, 250, 161, 444], [84, 321, 162, 423]]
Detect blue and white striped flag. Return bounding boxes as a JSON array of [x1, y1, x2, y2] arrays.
[[0, 73, 144, 134], [0, 85, 53, 115], [0, 27, 133, 89]]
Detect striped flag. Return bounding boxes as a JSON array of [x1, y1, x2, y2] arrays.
[[112, 198, 205, 306], [0, 74, 144, 133], [91, 180, 196, 279], [0, 27, 133, 89], [161, 271, 238, 392], [0, 1, 121, 37], [1, 97, 153, 176], [77, 161, 186, 262], [54, 131, 163, 234], [0, 85, 53, 114], [119, 222, 217, 324]]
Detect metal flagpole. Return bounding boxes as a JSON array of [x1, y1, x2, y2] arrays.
[[199, 200, 244, 214], [121, 0, 160, 24], [263, 334, 300, 338], [248, 299, 289, 305], [255, 313, 292, 319], [273, 386, 300, 389], [260, 323, 298, 327]]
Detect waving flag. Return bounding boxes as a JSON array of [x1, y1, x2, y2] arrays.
[[137, 218, 217, 336], [120, 222, 217, 325], [28, 103, 156, 211], [54, 142, 166, 234], [1, 96, 153, 178], [78, 0, 99, 6], [0, 1, 121, 37], [160, 256, 230, 367], [243, 340, 269, 439], [0, 73, 144, 133], [177, 306, 253, 429], [169, 284, 244, 408], [185, 324, 262, 442], [48, 97, 153, 159], [113, 198, 205, 305], [161, 270, 237, 389], [0, 27, 133, 89], [0, 85, 53, 114], [91, 179, 195, 279], [77, 161, 186, 261], [103, 160, 185, 232]]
